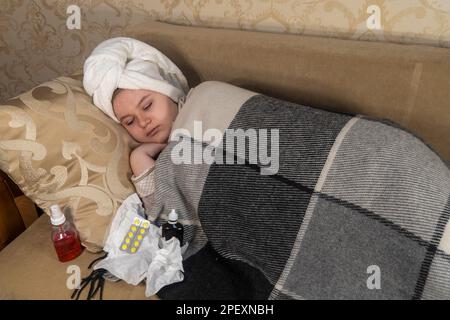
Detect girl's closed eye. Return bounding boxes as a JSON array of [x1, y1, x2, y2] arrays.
[[144, 102, 152, 110], [125, 118, 134, 126]]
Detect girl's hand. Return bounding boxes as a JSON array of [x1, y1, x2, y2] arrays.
[[130, 147, 155, 177], [136, 143, 168, 158], [129, 143, 167, 177]]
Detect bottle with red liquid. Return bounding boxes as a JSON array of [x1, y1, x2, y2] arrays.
[[50, 205, 83, 262]]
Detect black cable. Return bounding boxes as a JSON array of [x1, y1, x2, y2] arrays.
[[99, 277, 105, 300], [88, 252, 108, 269], [88, 269, 107, 300], [71, 270, 96, 300], [71, 253, 109, 300]]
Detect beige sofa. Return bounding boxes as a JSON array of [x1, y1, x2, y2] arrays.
[[0, 20, 449, 299]]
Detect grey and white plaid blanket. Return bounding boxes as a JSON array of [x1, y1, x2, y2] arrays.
[[148, 81, 450, 300]]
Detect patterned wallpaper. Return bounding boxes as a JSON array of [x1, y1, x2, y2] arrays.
[[1, 0, 450, 102]]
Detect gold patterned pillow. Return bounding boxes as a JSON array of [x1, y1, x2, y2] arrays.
[[0, 73, 138, 252]]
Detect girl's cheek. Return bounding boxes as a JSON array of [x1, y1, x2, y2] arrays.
[[126, 127, 136, 138], [133, 128, 145, 139]]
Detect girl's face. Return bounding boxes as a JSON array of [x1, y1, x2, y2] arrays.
[[112, 89, 178, 143]]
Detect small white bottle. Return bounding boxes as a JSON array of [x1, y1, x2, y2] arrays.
[[161, 209, 184, 245]]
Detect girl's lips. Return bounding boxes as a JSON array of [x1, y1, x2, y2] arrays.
[[147, 125, 159, 137]]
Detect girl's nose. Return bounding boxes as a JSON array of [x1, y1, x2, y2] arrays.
[[139, 117, 151, 128]]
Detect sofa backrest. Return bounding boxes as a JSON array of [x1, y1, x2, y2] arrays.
[[127, 21, 450, 163]]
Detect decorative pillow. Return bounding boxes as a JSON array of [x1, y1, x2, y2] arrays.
[[0, 72, 138, 252]]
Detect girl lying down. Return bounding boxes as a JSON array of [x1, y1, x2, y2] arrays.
[[83, 37, 189, 221], [81, 37, 450, 300]]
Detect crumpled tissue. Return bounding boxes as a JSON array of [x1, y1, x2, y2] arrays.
[[94, 193, 185, 296]]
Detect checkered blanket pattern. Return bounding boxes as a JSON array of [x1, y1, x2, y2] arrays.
[[149, 93, 450, 300]]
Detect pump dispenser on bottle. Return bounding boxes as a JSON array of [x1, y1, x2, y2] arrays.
[[161, 209, 184, 245], [50, 204, 83, 262]]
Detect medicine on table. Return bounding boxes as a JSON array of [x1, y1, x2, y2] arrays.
[[119, 216, 150, 254]]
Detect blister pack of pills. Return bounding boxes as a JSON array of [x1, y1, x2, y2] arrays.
[[119, 216, 151, 254]]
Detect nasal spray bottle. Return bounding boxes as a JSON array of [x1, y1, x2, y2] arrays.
[[50, 204, 83, 262], [162, 209, 184, 246]]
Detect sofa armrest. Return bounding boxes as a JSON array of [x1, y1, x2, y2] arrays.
[[0, 172, 26, 250]]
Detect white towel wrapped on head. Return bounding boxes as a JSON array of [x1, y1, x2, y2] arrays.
[[83, 37, 189, 122]]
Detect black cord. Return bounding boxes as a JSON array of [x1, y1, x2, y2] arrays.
[[71, 253, 109, 300], [71, 268, 108, 300], [88, 252, 108, 269], [91, 274, 106, 300], [99, 277, 105, 300]]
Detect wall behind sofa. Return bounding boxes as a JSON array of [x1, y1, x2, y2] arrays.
[[1, 0, 449, 103]]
